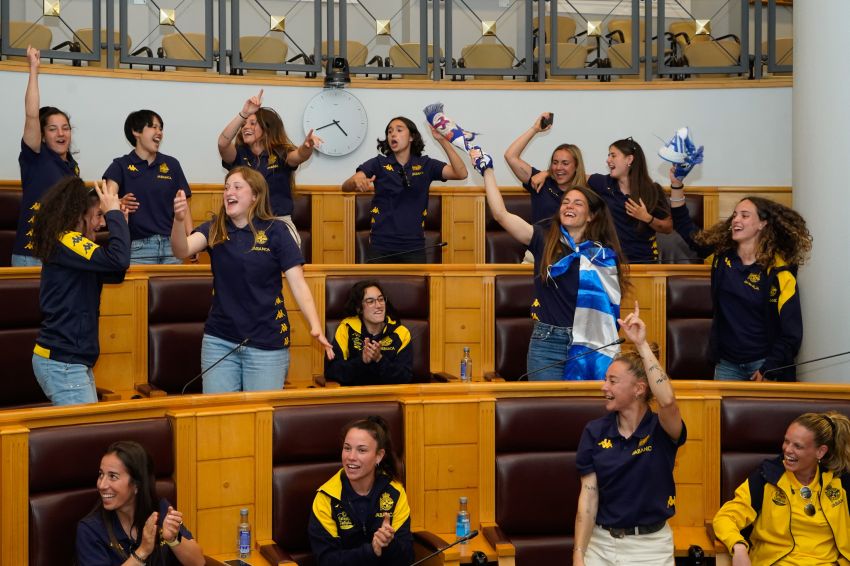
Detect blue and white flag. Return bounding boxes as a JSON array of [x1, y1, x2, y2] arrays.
[[547, 228, 621, 380]]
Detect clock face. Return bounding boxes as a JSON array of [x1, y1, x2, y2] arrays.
[[303, 88, 369, 157]]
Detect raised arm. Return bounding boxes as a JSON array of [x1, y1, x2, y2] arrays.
[[23, 46, 43, 152], [284, 265, 334, 360], [504, 113, 551, 183], [619, 301, 682, 441], [170, 190, 206, 259], [471, 150, 533, 245], [431, 128, 468, 181], [218, 89, 263, 164], [286, 129, 323, 167], [341, 171, 375, 193], [573, 472, 598, 566]]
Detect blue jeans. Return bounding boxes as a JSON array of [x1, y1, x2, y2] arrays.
[[201, 334, 289, 393], [130, 234, 182, 265], [32, 354, 98, 406], [526, 321, 573, 381], [12, 254, 42, 267], [714, 358, 766, 381]]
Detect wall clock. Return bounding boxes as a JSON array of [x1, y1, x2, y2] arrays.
[[303, 88, 369, 157]]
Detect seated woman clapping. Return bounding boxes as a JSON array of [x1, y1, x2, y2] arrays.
[[712, 412, 850, 565], [76, 441, 204, 565], [325, 281, 413, 385]]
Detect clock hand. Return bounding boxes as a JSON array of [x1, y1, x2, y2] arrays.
[[315, 121, 338, 131], [333, 120, 348, 137]]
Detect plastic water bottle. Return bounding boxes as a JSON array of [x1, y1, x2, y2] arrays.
[[460, 347, 472, 383], [238, 508, 251, 557], [456, 496, 471, 543]]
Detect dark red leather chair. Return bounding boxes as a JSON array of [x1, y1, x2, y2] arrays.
[[260, 402, 405, 566], [145, 276, 213, 395], [0, 278, 49, 407], [485, 195, 533, 264], [665, 276, 713, 380], [0, 190, 21, 267], [486, 275, 535, 381], [354, 194, 442, 263], [292, 193, 312, 263], [657, 194, 704, 264], [484, 398, 608, 565], [28, 419, 176, 566], [719, 398, 850, 504]]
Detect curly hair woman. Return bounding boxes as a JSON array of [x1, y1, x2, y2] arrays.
[[31, 177, 130, 405], [670, 184, 813, 381]]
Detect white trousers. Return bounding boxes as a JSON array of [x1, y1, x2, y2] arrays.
[[583, 523, 675, 566]]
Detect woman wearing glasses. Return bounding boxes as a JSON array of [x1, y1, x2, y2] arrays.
[[325, 280, 413, 385], [712, 412, 850, 565], [342, 116, 467, 263]]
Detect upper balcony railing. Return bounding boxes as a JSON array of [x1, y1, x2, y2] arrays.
[[0, 0, 793, 82]]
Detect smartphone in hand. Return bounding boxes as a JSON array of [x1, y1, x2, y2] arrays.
[[540, 113, 554, 129]]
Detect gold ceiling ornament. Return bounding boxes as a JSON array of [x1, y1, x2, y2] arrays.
[[159, 8, 176, 26], [43, 1, 60, 17], [695, 19, 712, 36], [482, 21, 496, 37], [587, 21, 603, 37], [270, 15, 286, 32], [376, 20, 391, 36]]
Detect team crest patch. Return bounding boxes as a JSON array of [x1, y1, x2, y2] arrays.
[[256, 230, 268, 245], [770, 286, 778, 297], [412, 164, 422, 171], [268, 153, 277, 165], [380, 336, 393, 347], [337, 511, 354, 530], [128, 164, 139, 172], [825, 486, 842, 504], [598, 438, 613, 449], [159, 162, 170, 174], [771, 490, 788, 506], [747, 273, 761, 284], [384, 164, 394, 172], [379, 492, 394, 512]]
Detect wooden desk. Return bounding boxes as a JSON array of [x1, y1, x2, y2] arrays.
[[209, 551, 273, 565], [434, 532, 499, 564]]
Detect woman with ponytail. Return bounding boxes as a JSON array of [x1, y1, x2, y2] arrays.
[[309, 416, 413, 565], [713, 411, 850, 565]]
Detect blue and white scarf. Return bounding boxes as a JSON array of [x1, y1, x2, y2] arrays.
[[547, 227, 622, 380]]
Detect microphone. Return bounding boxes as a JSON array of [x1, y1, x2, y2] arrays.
[[409, 530, 479, 566], [181, 338, 249, 394], [516, 337, 626, 381], [760, 350, 850, 380], [365, 242, 447, 263]]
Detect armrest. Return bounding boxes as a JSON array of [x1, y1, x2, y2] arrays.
[[412, 531, 460, 563], [311, 374, 341, 388], [96, 387, 120, 402], [135, 383, 168, 397], [482, 525, 516, 558], [259, 542, 299, 565], [430, 372, 459, 383]]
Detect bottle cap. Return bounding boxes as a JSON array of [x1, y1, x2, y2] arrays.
[[459, 496, 468, 504], [240, 508, 249, 514]]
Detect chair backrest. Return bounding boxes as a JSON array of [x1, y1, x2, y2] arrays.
[[533, 16, 577, 44], [29, 418, 175, 566], [148, 276, 213, 393], [492, 275, 535, 380], [388, 43, 443, 79], [485, 196, 532, 263], [0, 190, 21, 266], [161, 32, 219, 71], [324, 275, 430, 382], [668, 20, 712, 49], [354, 194, 442, 263], [684, 38, 741, 75], [321, 40, 368, 67], [0, 278, 50, 407], [665, 276, 713, 380], [240, 35, 289, 75], [292, 193, 312, 262], [8, 21, 52, 53], [657, 195, 703, 263], [534, 43, 586, 81], [271, 402, 404, 565], [461, 41, 516, 80], [494, 398, 607, 563], [720, 398, 850, 505], [75, 28, 131, 68], [607, 18, 646, 45]]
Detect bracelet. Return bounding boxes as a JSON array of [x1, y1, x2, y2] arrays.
[[670, 184, 684, 189], [131, 550, 147, 565], [238, 112, 248, 120], [165, 536, 181, 547], [670, 196, 686, 203], [646, 216, 655, 225]]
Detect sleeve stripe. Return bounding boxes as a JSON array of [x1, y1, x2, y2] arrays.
[[59, 231, 99, 260], [776, 270, 797, 314]]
